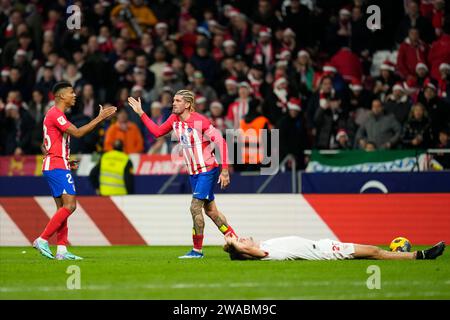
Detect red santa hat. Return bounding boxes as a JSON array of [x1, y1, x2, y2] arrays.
[[415, 62, 428, 73], [114, 59, 128, 69], [5, 102, 19, 112], [238, 81, 251, 89], [210, 101, 223, 110], [14, 49, 27, 57], [339, 7, 352, 17], [283, 28, 296, 37], [155, 22, 168, 30], [336, 129, 348, 140], [196, 95, 207, 104], [322, 63, 337, 74], [1, 68, 10, 77], [223, 39, 236, 48], [349, 78, 363, 91], [380, 60, 395, 72], [277, 48, 292, 60], [225, 76, 238, 86], [228, 7, 241, 18], [273, 76, 287, 88], [259, 26, 272, 38], [151, 101, 162, 109], [297, 50, 310, 58], [392, 82, 405, 92], [403, 77, 418, 93], [287, 97, 301, 111], [162, 66, 175, 77], [439, 63, 450, 72], [131, 85, 143, 93]]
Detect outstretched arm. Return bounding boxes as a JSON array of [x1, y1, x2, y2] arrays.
[[66, 104, 116, 138], [128, 97, 174, 138]]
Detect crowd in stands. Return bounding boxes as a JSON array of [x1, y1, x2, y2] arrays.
[[0, 0, 449, 169]]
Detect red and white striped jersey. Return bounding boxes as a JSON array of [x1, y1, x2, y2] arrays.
[[141, 112, 229, 175], [42, 106, 72, 171]]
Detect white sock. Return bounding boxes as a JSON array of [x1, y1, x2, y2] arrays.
[[57, 245, 67, 254]]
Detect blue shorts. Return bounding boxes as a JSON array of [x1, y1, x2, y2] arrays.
[[189, 167, 219, 201], [43, 169, 76, 198]]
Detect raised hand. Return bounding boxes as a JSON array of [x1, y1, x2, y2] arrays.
[[127, 97, 144, 116], [98, 104, 117, 121]]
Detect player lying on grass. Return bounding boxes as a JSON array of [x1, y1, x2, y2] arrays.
[[223, 234, 446, 261]]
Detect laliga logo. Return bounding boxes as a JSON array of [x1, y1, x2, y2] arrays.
[[360, 180, 388, 194]]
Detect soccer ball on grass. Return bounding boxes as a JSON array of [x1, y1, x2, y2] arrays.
[[389, 237, 412, 252]]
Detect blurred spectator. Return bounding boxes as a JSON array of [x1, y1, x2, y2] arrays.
[[227, 81, 252, 129], [144, 101, 168, 154], [110, 0, 158, 40], [307, 76, 335, 130], [292, 50, 314, 95], [428, 20, 450, 81], [396, 27, 428, 79], [190, 40, 217, 85], [282, 0, 311, 48], [364, 141, 377, 152], [253, 26, 275, 69], [415, 62, 430, 87], [348, 77, 373, 127], [384, 83, 413, 125], [437, 63, 450, 103], [104, 108, 144, 154], [220, 76, 238, 114], [396, 0, 435, 44], [373, 60, 400, 102], [417, 79, 450, 144], [192, 70, 217, 105], [263, 76, 291, 124], [313, 95, 354, 150], [433, 127, 450, 169], [0, 102, 35, 155], [89, 139, 134, 196], [277, 98, 308, 169], [207, 101, 227, 135], [401, 102, 433, 149], [355, 99, 402, 150], [237, 99, 271, 171], [329, 47, 363, 83], [335, 129, 352, 150]]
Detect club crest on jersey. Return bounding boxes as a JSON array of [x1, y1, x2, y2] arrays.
[[180, 134, 189, 145], [57, 116, 67, 125]]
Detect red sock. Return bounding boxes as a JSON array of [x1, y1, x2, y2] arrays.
[[40, 207, 71, 241], [222, 225, 238, 238], [56, 218, 68, 245], [193, 235, 204, 251]]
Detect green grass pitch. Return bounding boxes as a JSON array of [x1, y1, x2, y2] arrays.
[[1, 246, 449, 299]]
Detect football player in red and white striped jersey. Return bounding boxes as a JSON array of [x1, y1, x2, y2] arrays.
[[128, 90, 238, 258]]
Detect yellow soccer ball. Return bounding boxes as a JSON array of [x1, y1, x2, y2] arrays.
[[390, 237, 412, 252]]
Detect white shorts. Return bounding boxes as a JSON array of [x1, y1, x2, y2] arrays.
[[315, 239, 355, 260]]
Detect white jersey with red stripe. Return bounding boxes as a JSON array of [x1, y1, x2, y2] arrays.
[[42, 106, 72, 171], [141, 112, 229, 175]]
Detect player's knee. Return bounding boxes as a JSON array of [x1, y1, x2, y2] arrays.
[[371, 246, 382, 259], [64, 202, 77, 213]]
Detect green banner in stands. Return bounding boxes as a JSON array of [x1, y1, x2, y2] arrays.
[[306, 150, 426, 172]]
